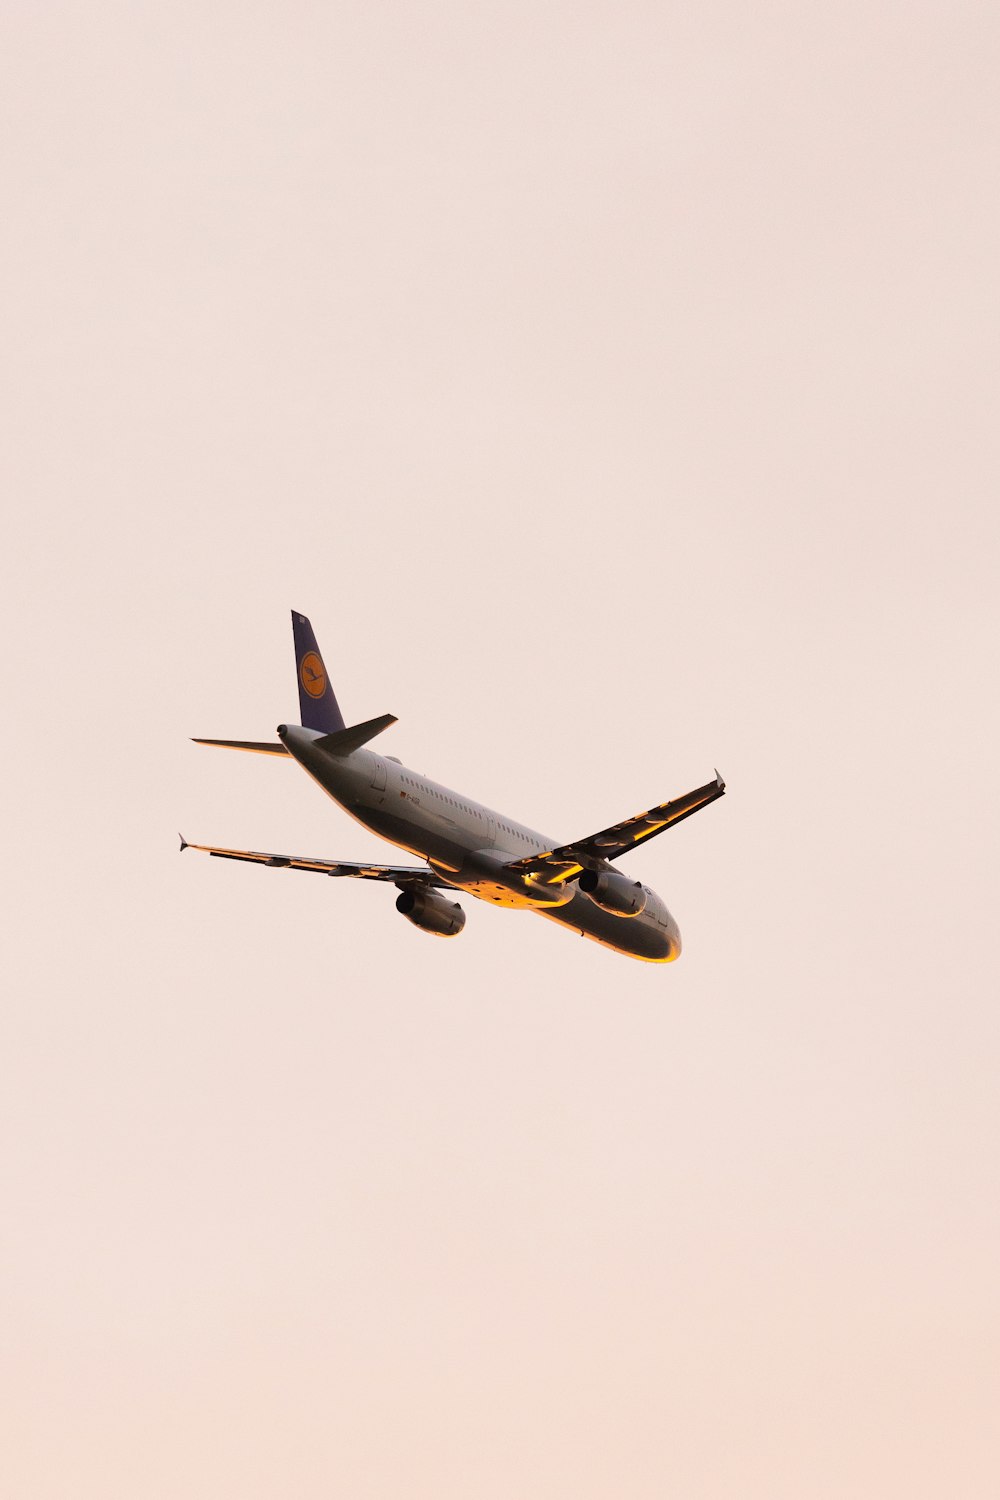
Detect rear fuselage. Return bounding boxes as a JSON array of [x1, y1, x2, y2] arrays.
[[280, 724, 681, 963]]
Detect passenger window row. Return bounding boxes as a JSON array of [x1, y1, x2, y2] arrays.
[[401, 773, 479, 819], [399, 774, 539, 847]]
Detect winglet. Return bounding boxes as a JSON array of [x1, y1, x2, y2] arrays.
[[715, 769, 726, 791], [179, 833, 188, 852]]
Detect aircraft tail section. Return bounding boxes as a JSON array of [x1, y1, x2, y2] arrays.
[[292, 611, 346, 734], [314, 713, 397, 754]]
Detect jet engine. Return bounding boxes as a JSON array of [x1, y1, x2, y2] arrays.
[[577, 868, 647, 918], [396, 887, 467, 937]]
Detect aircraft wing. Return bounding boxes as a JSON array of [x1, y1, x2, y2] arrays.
[[179, 836, 450, 886], [504, 771, 726, 885]]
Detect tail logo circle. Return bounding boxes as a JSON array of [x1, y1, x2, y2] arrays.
[[299, 651, 327, 698]]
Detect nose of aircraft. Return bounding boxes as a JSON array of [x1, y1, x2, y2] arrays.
[[663, 912, 682, 961]]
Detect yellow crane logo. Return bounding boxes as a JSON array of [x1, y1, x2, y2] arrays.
[[299, 651, 327, 699]]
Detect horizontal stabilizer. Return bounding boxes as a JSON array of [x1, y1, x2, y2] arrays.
[[192, 739, 290, 756], [315, 713, 397, 755]]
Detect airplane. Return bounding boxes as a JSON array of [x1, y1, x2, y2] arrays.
[[182, 612, 725, 963]]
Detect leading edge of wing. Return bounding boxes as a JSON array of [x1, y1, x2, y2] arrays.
[[179, 836, 449, 885], [504, 770, 726, 883]]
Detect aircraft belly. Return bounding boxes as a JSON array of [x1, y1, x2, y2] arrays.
[[454, 878, 545, 909]]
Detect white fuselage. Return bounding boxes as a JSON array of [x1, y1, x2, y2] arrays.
[[280, 724, 681, 963]]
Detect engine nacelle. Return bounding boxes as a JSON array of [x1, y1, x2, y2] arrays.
[[578, 868, 647, 918], [396, 887, 466, 937]]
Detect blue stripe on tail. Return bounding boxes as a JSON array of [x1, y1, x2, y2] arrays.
[[292, 611, 346, 734]]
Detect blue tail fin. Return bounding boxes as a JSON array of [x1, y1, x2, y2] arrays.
[[292, 611, 346, 734]]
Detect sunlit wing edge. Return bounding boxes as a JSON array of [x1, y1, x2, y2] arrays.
[[502, 771, 725, 881]]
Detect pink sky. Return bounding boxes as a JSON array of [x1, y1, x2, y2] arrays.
[[3, 2, 999, 1494]]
